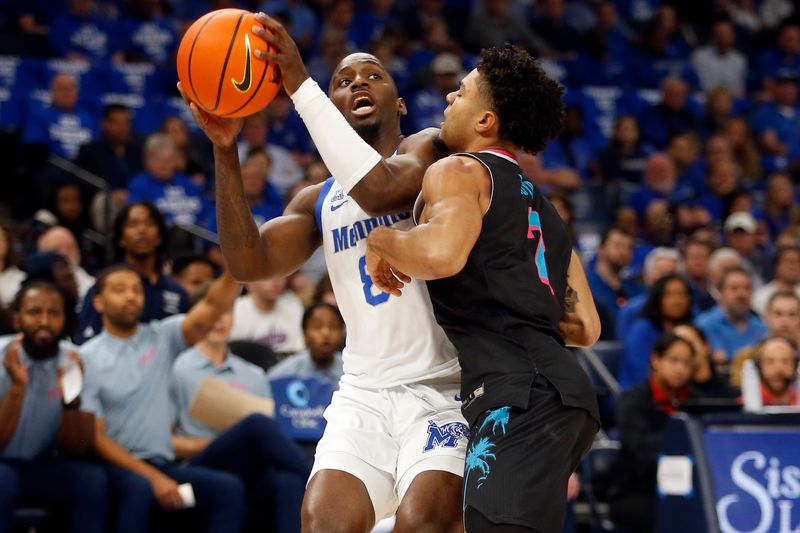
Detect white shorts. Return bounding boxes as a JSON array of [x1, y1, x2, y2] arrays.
[[310, 380, 467, 523]]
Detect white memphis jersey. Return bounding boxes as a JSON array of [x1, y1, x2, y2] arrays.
[[315, 177, 460, 389]]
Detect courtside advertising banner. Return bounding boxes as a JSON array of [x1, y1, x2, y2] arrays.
[[704, 429, 800, 533]]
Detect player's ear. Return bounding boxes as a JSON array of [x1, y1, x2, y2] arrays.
[[397, 97, 407, 117], [476, 110, 497, 134]]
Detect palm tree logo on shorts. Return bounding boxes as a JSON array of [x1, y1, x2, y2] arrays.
[[478, 406, 511, 436]]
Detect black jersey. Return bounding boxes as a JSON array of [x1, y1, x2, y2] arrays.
[[423, 151, 599, 426]]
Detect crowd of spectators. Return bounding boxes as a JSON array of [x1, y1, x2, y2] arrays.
[[0, 0, 800, 531]]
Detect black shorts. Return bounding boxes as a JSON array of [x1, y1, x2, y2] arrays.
[[463, 375, 598, 532]]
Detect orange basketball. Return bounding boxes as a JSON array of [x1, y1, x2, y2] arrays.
[[176, 9, 282, 118]]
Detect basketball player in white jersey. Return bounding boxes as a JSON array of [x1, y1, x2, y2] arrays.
[[179, 46, 465, 533]]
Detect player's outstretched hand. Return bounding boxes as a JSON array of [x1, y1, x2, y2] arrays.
[[177, 82, 243, 148], [251, 12, 309, 95], [366, 250, 410, 297]]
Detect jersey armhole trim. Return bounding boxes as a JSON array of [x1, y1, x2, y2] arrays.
[[452, 153, 494, 216], [315, 177, 336, 237]]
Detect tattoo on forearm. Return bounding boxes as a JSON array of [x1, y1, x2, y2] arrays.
[[214, 146, 260, 250], [564, 284, 578, 313]]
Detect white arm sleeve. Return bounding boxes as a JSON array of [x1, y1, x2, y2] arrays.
[[290, 78, 382, 193]]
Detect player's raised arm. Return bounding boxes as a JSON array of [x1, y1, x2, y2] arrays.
[[252, 14, 445, 215], [366, 156, 490, 286], [179, 84, 321, 282]]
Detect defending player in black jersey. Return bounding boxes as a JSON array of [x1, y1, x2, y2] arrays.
[[365, 45, 602, 532]]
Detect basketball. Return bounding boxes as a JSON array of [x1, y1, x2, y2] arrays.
[[176, 9, 282, 118]]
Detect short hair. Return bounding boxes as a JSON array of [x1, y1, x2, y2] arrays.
[[683, 236, 715, 255], [112, 202, 168, 268], [766, 290, 800, 311], [599, 226, 631, 247], [717, 265, 751, 292], [245, 146, 272, 165], [12, 280, 65, 313], [652, 333, 695, 359], [476, 45, 564, 154], [640, 273, 694, 327], [709, 247, 742, 272], [301, 302, 344, 331], [172, 254, 218, 278], [94, 264, 141, 294], [143, 133, 176, 157], [774, 244, 800, 268], [103, 103, 129, 119], [643, 247, 681, 278]]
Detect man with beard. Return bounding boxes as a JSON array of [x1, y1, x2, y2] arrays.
[[0, 281, 108, 533], [696, 266, 767, 362], [586, 227, 644, 339], [754, 337, 799, 406], [80, 265, 245, 533], [75, 202, 189, 343]]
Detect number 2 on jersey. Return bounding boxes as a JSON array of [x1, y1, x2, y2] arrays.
[[358, 255, 390, 306]]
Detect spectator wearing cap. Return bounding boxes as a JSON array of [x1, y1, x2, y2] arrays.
[[750, 70, 800, 174], [0, 281, 109, 533], [690, 18, 747, 96], [752, 245, 800, 316], [410, 53, 463, 132], [696, 266, 767, 363], [127, 134, 212, 228], [638, 78, 702, 149], [723, 212, 770, 285]]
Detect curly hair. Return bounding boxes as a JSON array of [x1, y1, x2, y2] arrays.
[[476, 45, 565, 154]]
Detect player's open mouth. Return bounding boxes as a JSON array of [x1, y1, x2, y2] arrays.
[[351, 94, 375, 117]]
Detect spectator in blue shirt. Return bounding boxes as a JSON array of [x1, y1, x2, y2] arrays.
[[349, 0, 401, 49], [22, 73, 98, 161], [626, 153, 691, 218], [637, 78, 701, 149], [541, 106, 599, 180], [76, 202, 189, 343], [206, 150, 283, 236], [696, 266, 767, 363], [682, 237, 717, 312], [695, 158, 739, 223], [761, 172, 799, 240], [48, 0, 117, 62], [666, 132, 704, 196], [750, 73, 800, 174], [568, 28, 630, 88], [259, 0, 319, 51], [81, 264, 244, 533], [118, 0, 178, 65], [587, 227, 644, 339], [0, 281, 108, 533], [170, 306, 311, 533], [268, 302, 345, 385], [128, 134, 211, 227], [756, 22, 800, 88], [530, 0, 582, 58], [619, 274, 694, 389]]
